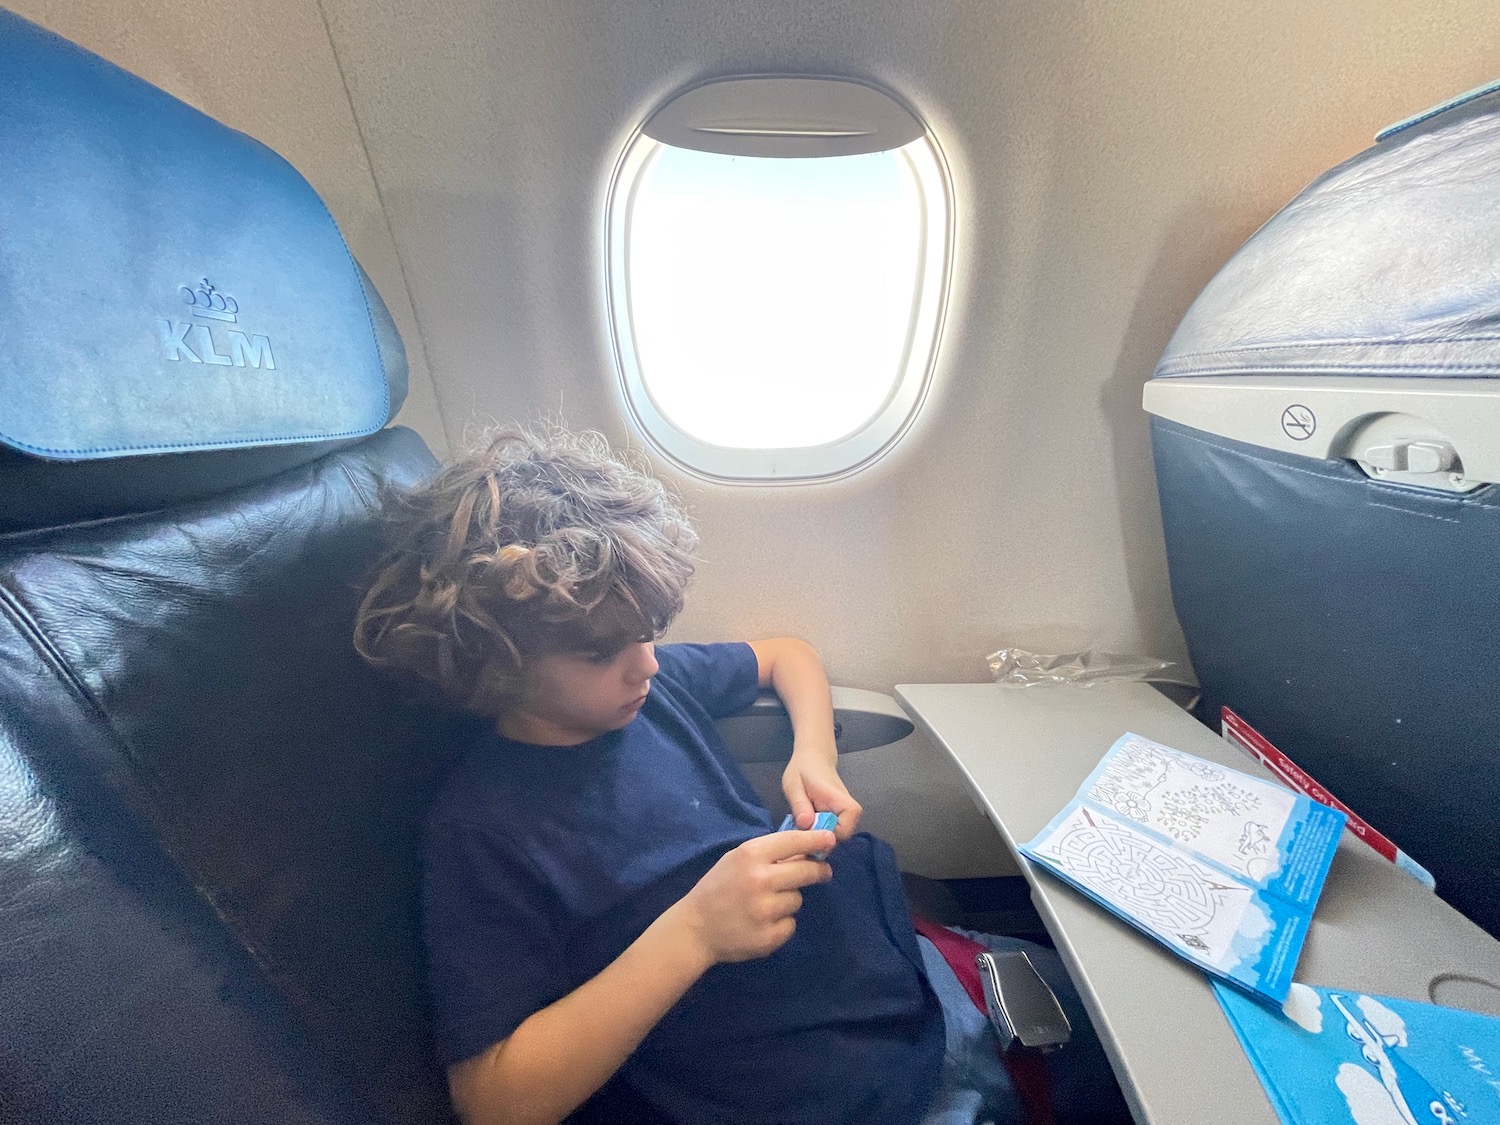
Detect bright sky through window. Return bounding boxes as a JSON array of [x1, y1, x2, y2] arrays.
[[626, 145, 925, 450]]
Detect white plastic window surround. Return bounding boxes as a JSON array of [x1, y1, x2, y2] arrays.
[[605, 77, 953, 482]]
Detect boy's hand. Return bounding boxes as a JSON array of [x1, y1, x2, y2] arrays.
[[782, 754, 862, 840], [673, 831, 835, 964]]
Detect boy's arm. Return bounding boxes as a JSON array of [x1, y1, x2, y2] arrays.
[[446, 828, 835, 1125], [747, 637, 863, 839]]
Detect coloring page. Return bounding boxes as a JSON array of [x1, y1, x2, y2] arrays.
[[1023, 733, 1345, 1002], [1029, 804, 1268, 969], [1084, 733, 1298, 883]]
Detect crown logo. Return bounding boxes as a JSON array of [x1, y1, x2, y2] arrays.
[[181, 278, 238, 323]]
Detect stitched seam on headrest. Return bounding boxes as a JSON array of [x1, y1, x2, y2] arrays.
[[0, 428, 376, 459], [1155, 362, 1500, 379], [1159, 332, 1500, 374]]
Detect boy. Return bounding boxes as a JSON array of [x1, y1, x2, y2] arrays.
[[354, 427, 1122, 1125]]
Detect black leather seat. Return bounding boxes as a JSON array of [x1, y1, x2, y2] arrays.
[[0, 430, 461, 1124], [0, 10, 460, 1122]]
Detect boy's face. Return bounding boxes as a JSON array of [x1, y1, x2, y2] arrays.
[[500, 640, 659, 745]]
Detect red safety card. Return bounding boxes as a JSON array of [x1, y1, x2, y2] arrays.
[[1220, 706, 1435, 890]]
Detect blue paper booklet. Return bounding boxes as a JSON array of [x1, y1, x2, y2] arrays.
[[1214, 979, 1500, 1124], [1020, 732, 1346, 1003]]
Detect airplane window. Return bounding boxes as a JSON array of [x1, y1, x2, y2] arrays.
[[606, 78, 951, 481]]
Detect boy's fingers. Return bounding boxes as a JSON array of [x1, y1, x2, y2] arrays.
[[777, 773, 812, 825], [833, 802, 861, 838], [767, 857, 832, 891], [754, 829, 837, 862], [787, 795, 815, 829]]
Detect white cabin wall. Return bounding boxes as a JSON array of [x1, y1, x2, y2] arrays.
[[10, 0, 451, 457], [15, 0, 1500, 875], [314, 0, 1500, 874]]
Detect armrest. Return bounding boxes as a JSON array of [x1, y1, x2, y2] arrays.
[[716, 686, 914, 763]]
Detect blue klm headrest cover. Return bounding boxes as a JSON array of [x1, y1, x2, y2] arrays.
[[1155, 81, 1500, 380], [0, 8, 401, 461]]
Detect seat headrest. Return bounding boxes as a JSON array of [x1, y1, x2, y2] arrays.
[[1154, 81, 1500, 381], [0, 9, 408, 528]]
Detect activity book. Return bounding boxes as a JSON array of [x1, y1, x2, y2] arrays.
[[1020, 732, 1346, 1003], [1214, 979, 1500, 1125]]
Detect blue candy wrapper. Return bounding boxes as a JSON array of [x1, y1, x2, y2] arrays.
[[778, 811, 839, 859]]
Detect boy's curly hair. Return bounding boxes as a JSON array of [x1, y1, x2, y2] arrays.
[[353, 426, 698, 715]]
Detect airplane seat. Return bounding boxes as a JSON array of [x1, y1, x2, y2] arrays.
[[0, 10, 1060, 1125], [0, 9, 459, 1123], [1143, 80, 1500, 936], [0, 14, 905, 1125]]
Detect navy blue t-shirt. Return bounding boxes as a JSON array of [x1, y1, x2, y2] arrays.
[[423, 642, 943, 1125]]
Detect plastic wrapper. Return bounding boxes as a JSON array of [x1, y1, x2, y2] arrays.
[[985, 646, 1196, 706]]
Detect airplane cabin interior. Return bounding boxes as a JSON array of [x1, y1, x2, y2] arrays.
[[2, 2, 1499, 1124]]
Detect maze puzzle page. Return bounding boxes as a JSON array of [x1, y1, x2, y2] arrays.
[[1022, 733, 1345, 1003], [1033, 804, 1266, 968]]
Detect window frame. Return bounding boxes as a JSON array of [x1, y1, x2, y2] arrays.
[[603, 78, 953, 483]]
